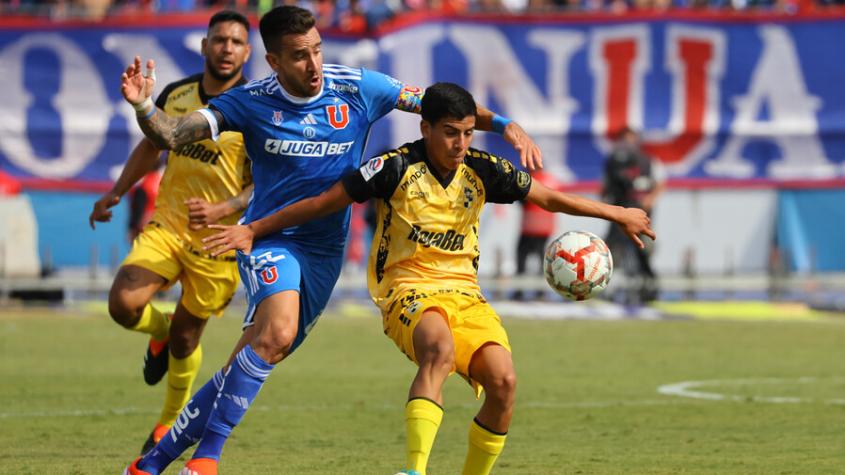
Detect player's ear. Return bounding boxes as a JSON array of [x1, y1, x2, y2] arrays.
[[201, 37, 208, 57], [244, 42, 252, 63], [420, 120, 430, 140], [265, 52, 280, 72]]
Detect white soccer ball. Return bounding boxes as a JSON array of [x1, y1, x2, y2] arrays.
[[544, 230, 613, 301]]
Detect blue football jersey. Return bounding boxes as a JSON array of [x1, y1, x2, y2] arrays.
[[206, 64, 404, 253]]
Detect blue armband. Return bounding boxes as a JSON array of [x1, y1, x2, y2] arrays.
[[144, 106, 156, 120], [491, 114, 512, 134]]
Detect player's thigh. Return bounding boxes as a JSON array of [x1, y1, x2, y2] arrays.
[[450, 298, 511, 382], [412, 309, 455, 365], [250, 289, 301, 360], [109, 265, 169, 313], [178, 253, 240, 319], [112, 225, 181, 309], [468, 343, 516, 390], [384, 291, 458, 365]]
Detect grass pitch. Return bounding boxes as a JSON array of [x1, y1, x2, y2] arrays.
[[1, 303, 844, 474]]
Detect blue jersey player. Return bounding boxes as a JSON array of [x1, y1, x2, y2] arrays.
[[120, 6, 542, 475]]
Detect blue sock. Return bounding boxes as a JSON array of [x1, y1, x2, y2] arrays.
[[192, 345, 273, 461], [137, 369, 225, 474]]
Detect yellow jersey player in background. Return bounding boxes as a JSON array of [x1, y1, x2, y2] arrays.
[[203, 82, 655, 475], [88, 10, 253, 455]]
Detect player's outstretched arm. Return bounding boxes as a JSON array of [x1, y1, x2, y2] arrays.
[[525, 180, 656, 248], [89, 138, 161, 229], [186, 184, 255, 231], [121, 56, 212, 150], [203, 181, 355, 256]]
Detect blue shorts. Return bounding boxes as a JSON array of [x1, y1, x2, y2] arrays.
[[236, 242, 343, 354]]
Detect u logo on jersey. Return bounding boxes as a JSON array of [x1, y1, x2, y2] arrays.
[[260, 266, 279, 285], [326, 104, 350, 129]]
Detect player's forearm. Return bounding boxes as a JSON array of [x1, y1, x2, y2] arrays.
[[111, 138, 161, 197], [539, 191, 624, 223], [247, 200, 322, 239], [247, 184, 353, 239], [217, 184, 254, 218], [229, 184, 254, 214], [137, 109, 210, 150], [474, 103, 511, 134]]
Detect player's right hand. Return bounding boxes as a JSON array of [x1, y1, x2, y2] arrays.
[[617, 207, 656, 249], [121, 56, 156, 107], [89, 192, 121, 229], [203, 224, 255, 256]]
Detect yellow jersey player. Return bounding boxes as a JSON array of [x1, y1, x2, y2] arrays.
[[89, 10, 253, 455], [203, 82, 655, 475]]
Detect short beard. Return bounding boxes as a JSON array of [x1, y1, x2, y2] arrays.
[[206, 58, 242, 82]]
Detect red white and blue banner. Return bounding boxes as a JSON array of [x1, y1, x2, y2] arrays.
[[1, 13, 844, 190]]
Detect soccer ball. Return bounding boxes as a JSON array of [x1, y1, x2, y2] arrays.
[[543, 231, 613, 301]]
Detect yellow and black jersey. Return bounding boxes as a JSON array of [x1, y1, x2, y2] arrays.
[[151, 73, 251, 251], [342, 139, 532, 310]]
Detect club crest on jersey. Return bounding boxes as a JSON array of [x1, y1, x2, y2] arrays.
[[272, 110, 283, 126], [260, 266, 279, 285], [326, 103, 350, 129], [303, 127, 316, 139]]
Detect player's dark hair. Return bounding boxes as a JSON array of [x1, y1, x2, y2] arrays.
[[208, 10, 250, 33], [259, 6, 316, 53], [421, 82, 477, 125]]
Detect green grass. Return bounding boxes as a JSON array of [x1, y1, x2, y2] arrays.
[[1, 305, 844, 474]]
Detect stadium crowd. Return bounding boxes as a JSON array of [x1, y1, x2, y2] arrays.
[[2, 0, 841, 29]]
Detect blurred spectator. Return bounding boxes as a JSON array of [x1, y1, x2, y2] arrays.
[[127, 168, 162, 242], [0, 170, 22, 196], [513, 169, 561, 301], [601, 127, 664, 304]]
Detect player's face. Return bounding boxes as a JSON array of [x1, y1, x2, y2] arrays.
[[421, 115, 476, 175], [269, 27, 323, 98], [202, 21, 251, 82]]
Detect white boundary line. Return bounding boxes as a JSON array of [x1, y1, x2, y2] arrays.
[[5, 377, 842, 420], [657, 377, 845, 405], [0, 398, 696, 419]]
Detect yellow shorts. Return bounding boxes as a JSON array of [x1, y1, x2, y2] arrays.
[[121, 222, 239, 319], [383, 288, 511, 397]]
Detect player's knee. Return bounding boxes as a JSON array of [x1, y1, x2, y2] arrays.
[[419, 340, 455, 371], [107, 289, 142, 327], [253, 325, 296, 363], [169, 331, 200, 359], [486, 371, 517, 408]]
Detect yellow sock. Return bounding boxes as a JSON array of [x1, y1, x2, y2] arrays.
[[461, 418, 507, 475], [158, 344, 202, 427], [129, 304, 170, 341], [405, 398, 444, 475]]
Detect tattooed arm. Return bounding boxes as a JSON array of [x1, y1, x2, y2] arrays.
[[121, 55, 218, 150], [138, 110, 217, 151]]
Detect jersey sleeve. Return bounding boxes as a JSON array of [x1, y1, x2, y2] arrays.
[[342, 152, 406, 203], [359, 68, 405, 123], [469, 151, 532, 204], [207, 88, 248, 135], [153, 81, 176, 110]]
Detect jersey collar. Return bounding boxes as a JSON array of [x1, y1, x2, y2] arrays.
[[275, 75, 324, 105]]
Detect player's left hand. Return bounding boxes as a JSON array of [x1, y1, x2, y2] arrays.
[[186, 197, 228, 231], [617, 207, 656, 249], [203, 224, 254, 256], [503, 122, 543, 170]]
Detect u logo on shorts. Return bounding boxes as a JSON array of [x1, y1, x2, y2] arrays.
[[260, 266, 279, 285]]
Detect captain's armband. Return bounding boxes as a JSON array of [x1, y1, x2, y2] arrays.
[[395, 85, 424, 114]]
